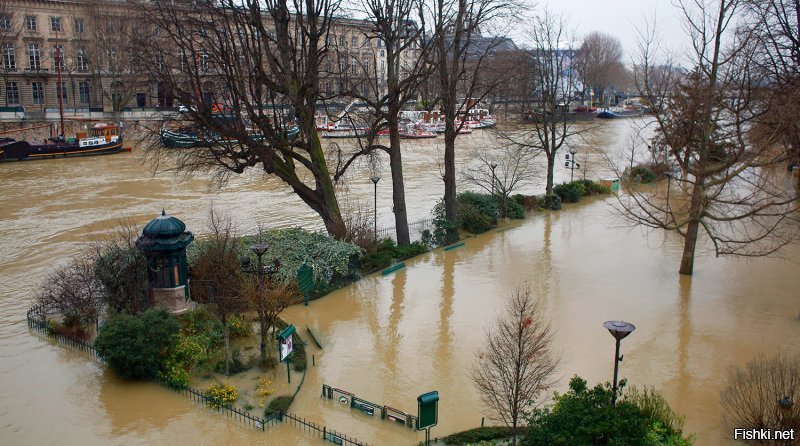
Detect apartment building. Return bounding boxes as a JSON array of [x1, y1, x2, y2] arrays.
[[0, 0, 421, 119]]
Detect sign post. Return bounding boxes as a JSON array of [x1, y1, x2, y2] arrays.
[[297, 263, 313, 306], [417, 391, 439, 446], [277, 324, 295, 384]]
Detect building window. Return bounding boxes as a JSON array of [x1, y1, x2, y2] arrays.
[[56, 81, 67, 101], [378, 40, 384, 48], [0, 15, 11, 31], [52, 45, 64, 70], [3, 44, 15, 71], [32, 81, 44, 104], [351, 36, 357, 47], [363, 58, 369, 73], [25, 15, 36, 31], [339, 36, 345, 46], [79, 81, 90, 103], [136, 92, 145, 107], [200, 52, 209, 71], [351, 56, 357, 72], [50, 16, 62, 32], [76, 48, 88, 71], [74, 18, 84, 34], [178, 50, 186, 71], [28, 43, 40, 71], [6, 81, 19, 104]]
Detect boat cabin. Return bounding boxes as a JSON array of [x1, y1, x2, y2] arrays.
[[78, 124, 120, 148]]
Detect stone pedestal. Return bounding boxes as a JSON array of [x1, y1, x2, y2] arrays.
[[150, 286, 190, 314]]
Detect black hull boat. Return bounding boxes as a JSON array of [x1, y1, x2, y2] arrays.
[[0, 124, 124, 162]]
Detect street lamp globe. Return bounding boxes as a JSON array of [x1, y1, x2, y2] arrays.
[[604, 320, 636, 340], [370, 175, 380, 184], [250, 242, 268, 256]]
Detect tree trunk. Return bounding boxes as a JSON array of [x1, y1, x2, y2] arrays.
[[545, 153, 555, 195], [223, 323, 230, 376], [679, 182, 704, 275], [443, 124, 458, 242], [388, 114, 411, 246]]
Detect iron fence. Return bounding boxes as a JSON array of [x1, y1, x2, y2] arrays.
[[26, 302, 373, 444], [376, 218, 434, 241]]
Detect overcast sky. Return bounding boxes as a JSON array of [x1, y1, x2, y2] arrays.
[[530, 0, 687, 62]]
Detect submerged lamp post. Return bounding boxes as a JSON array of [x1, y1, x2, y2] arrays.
[[603, 320, 636, 405], [370, 175, 380, 241], [490, 162, 498, 217], [565, 148, 580, 182], [241, 242, 280, 365]]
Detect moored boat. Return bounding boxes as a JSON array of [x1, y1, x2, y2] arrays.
[[160, 124, 300, 148], [0, 123, 124, 162], [596, 108, 643, 119]]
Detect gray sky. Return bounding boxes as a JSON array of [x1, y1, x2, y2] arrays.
[[535, 0, 687, 62]]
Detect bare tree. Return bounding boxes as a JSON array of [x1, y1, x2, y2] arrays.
[[462, 143, 539, 217], [191, 209, 250, 376], [501, 10, 584, 196], [619, 0, 800, 275], [242, 273, 299, 363], [424, 0, 521, 241], [575, 31, 626, 105], [744, 0, 800, 175], [135, 0, 351, 239], [84, 1, 146, 120], [330, 0, 432, 246], [721, 354, 800, 444], [472, 284, 559, 446], [36, 255, 102, 329], [92, 223, 151, 315]]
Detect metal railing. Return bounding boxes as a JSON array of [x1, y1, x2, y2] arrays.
[[26, 303, 373, 444], [376, 218, 434, 241]]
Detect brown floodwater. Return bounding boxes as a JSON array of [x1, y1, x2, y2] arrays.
[[1, 119, 798, 445]]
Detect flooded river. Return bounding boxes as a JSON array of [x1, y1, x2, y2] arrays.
[[0, 120, 798, 445]]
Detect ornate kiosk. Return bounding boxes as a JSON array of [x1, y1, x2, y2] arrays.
[[136, 210, 194, 314]]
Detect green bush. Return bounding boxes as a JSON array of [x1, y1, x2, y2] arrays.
[[442, 426, 525, 445], [553, 182, 586, 203], [539, 194, 562, 210], [458, 191, 498, 223], [524, 376, 693, 446], [95, 309, 181, 380], [214, 347, 252, 375], [159, 332, 211, 388], [504, 197, 526, 219], [291, 334, 307, 372], [578, 179, 611, 195], [626, 165, 657, 183], [265, 395, 293, 417], [459, 201, 494, 233], [359, 239, 429, 272]]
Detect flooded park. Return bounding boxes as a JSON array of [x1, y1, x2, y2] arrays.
[[1, 120, 799, 445]]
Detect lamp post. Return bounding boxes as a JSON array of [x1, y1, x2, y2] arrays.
[[370, 175, 380, 241], [490, 162, 498, 217], [241, 243, 280, 366], [664, 173, 672, 223], [603, 320, 636, 405], [565, 148, 580, 182], [779, 396, 794, 428]]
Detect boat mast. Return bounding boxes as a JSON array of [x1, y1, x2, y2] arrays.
[[55, 30, 65, 138]]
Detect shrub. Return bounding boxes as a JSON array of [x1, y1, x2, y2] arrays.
[[553, 182, 586, 203], [431, 200, 460, 246], [256, 377, 274, 408], [524, 376, 693, 446], [205, 380, 238, 409], [159, 333, 211, 388], [214, 348, 252, 375], [458, 191, 499, 223], [578, 179, 611, 195], [94, 309, 181, 380], [459, 201, 494, 233], [539, 194, 562, 210], [227, 315, 252, 338], [721, 354, 800, 437], [265, 395, 293, 417], [442, 426, 525, 445], [626, 165, 657, 183]]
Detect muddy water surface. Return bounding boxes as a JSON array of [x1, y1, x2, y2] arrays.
[[1, 120, 797, 445]]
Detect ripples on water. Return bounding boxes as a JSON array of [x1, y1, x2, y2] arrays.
[[1, 120, 797, 445]]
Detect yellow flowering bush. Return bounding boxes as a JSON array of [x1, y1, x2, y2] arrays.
[[227, 315, 252, 338], [205, 381, 238, 408], [256, 377, 274, 407]]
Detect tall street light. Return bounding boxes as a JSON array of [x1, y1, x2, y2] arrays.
[[370, 175, 380, 242], [565, 148, 580, 182], [603, 320, 636, 405], [241, 243, 280, 366], [490, 162, 498, 217]]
